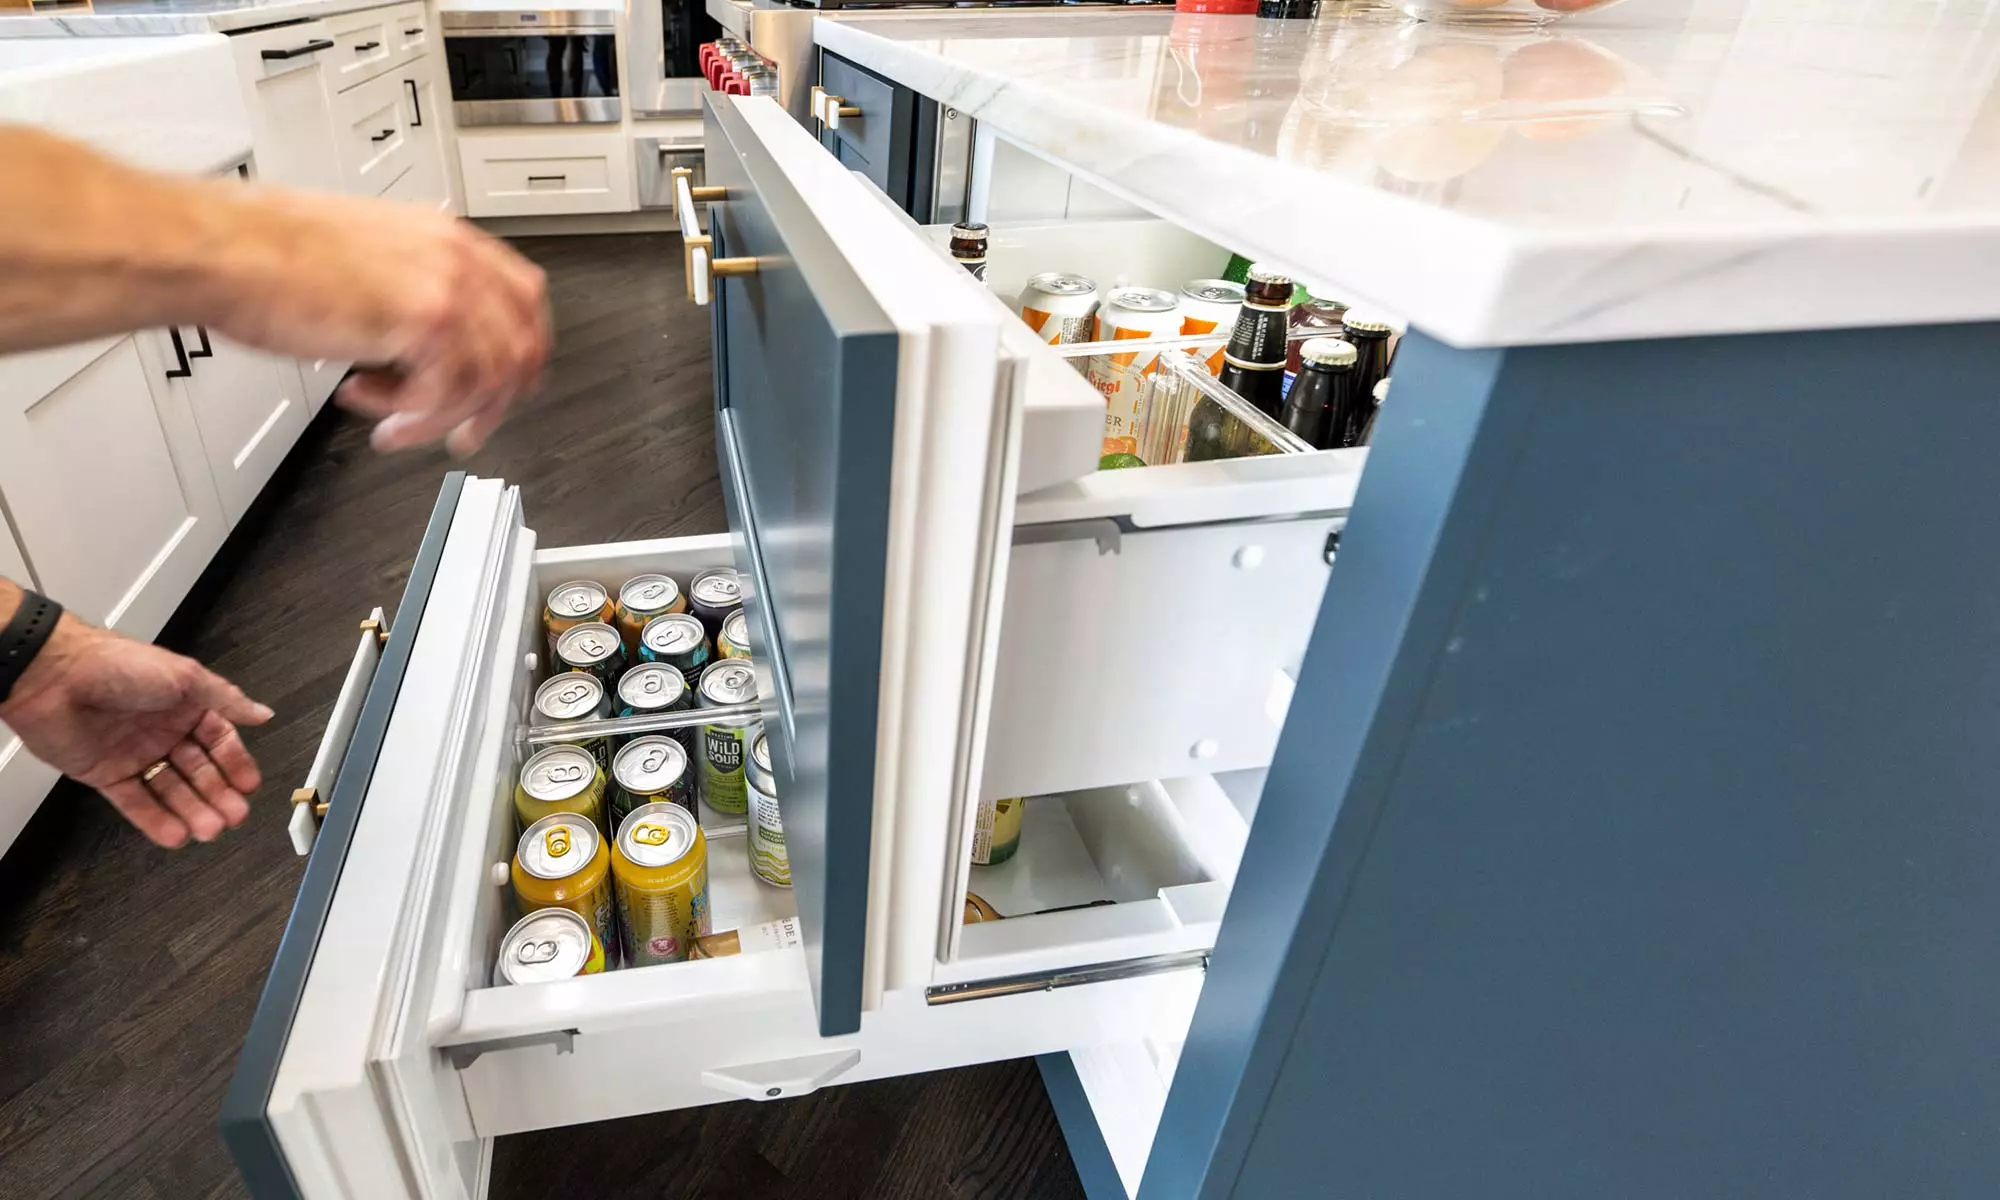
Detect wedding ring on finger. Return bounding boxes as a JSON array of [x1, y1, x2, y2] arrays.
[[141, 760, 172, 785]]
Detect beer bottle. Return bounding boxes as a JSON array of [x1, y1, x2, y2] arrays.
[[1279, 338, 1356, 449], [1286, 290, 1348, 371], [1341, 312, 1394, 419], [1358, 377, 1389, 447], [1216, 264, 1294, 417], [949, 222, 990, 281]]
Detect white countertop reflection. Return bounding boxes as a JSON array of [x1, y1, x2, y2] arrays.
[[816, 2, 2000, 345]]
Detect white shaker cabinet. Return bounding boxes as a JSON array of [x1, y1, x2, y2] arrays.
[[0, 332, 226, 639], [396, 57, 453, 212], [172, 327, 311, 524], [0, 517, 54, 857]]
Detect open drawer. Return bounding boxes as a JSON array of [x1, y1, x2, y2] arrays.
[[223, 476, 1242, 1198]]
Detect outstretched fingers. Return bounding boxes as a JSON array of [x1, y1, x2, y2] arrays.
[[99, 778, 191, 849]]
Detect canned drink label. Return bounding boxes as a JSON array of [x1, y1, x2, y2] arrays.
[[547, 581, 608, 619], [690, 569, 742, 608], [518, 813, 599, 880], [699, 660, 758, 707], [643, 613, 706, 656], [613, 735, 688, 796], [702, 726, 747, 814], [557, 622, 621, 667], [520, 745, 598, 803], [1022, 308, 1095, 346], [618, 663, 686, 712], [619, 573, 681, 615], [748, 776, 790, 887], [534, 672, 605, 723]]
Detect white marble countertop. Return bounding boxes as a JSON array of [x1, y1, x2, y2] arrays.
[[0, 34, 250, 173], [815, 1, 2000, 346], [0, 0, 400, 37]]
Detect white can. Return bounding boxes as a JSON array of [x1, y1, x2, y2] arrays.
[[1086, 287, 1181, 460], [1179, 279, 1245, 376], [745, 728, 789, 887]]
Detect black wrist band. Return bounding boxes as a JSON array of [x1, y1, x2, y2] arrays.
[[0, 590, 62, 706]]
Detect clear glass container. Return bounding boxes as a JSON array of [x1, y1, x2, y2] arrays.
[[1055, 335, 1318, 469], [1395, 0, 1628, 26]]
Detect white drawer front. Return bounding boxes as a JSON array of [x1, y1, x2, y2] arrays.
[[233, 19, 338, 82], [326, 8, 397, 90], [332, 69, 413, 196], [389, 5, 431, 64], [459, 133, 633, 217]]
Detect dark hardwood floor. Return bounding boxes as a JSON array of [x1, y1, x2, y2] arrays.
[[0, 235, 1087, 1200]]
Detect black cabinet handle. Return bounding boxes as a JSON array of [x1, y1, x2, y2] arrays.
[[404, 27, 422, 35], [188, 326, 213, 360], [165, 328, 192, 379], [261, 38, 334, 60], [371, 129, 395, 142], [354, 41, 381, 52], [405, 78, 422, 126], [526, 174, 566, 183]]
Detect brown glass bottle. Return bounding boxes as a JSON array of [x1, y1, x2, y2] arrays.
[[949, 222, 990, 282], [1341, 311, 1393, 416], [1279, 338, 1356, 449], [1216, 264, 1294, 417], [1285, 291, 1348, 372]]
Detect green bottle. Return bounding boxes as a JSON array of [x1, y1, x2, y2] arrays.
[[1221, 253, 1254, 285]]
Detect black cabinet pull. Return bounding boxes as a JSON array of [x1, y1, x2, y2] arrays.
[[188, 326, 213, 360], [405, 78, 422, 126], [371, 129, 395, 142], [404, 27, 422, 35], [165, 328, 192, 379], [526, 174, 566, 183], [354, 40, 381, 52], [261, 38, 334, 60]]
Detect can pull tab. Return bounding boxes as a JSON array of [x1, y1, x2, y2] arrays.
[[516, 938, 561, 965], [633, 822, 670, 846], [546, 829, 571, 857]]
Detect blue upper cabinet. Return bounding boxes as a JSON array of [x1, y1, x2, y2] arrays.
[[700, 94, 1008, 1037]]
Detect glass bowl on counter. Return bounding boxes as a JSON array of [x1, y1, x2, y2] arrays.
[[1395, 0, 1627, 25]]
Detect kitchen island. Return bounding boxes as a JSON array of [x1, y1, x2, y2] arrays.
[[784, 5, 2000, 1199]]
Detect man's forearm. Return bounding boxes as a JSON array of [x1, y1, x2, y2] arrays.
[[0, 127, 282, 353], [0, 578, 20, 626]]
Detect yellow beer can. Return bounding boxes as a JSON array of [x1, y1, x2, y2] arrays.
[[612, 802, 711, 966], [515, 744, 608, 837], [512, 812, 616, 967]]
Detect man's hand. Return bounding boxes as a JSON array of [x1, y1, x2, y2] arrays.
[[0, 615, 273, 848], [0, 126, 550, 458], [202, 188, 551, 457]]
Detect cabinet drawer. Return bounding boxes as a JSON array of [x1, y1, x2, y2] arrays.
[[324, 3, 413, 89], [815, 51, 909, 202], [331, 69, 413, 196], [459, 132, 632, 217], [389, 5, 431, 64], [233, 19, 338, 83]]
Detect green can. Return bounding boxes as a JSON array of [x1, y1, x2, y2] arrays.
[[697, 659, 757, 815], [615, 661, 694, 760], [611, 734, 694, 829]]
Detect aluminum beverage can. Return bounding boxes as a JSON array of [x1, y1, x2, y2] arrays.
[[687, 567, 743, 641], [616, 660, 696, 761], [641, 612, 711, 688], [514, 743, 608, 836], [496, 908, 604, 985], [1019, 272, 1099, 346], [1179, 279, 1244, 375], [697, 660, 758, 815], [543, 580, 613, 661], [718, 609, 751, 660], [745, 728, 789, 887], [512, 812, 617, 968], [1087, 286, 1181, 458], [612, 802, 711, 966], [555, 621, 627, 692], [530, 672, 612, 771], [612, 734, 694, 828], [613, 573, 685, 656]]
